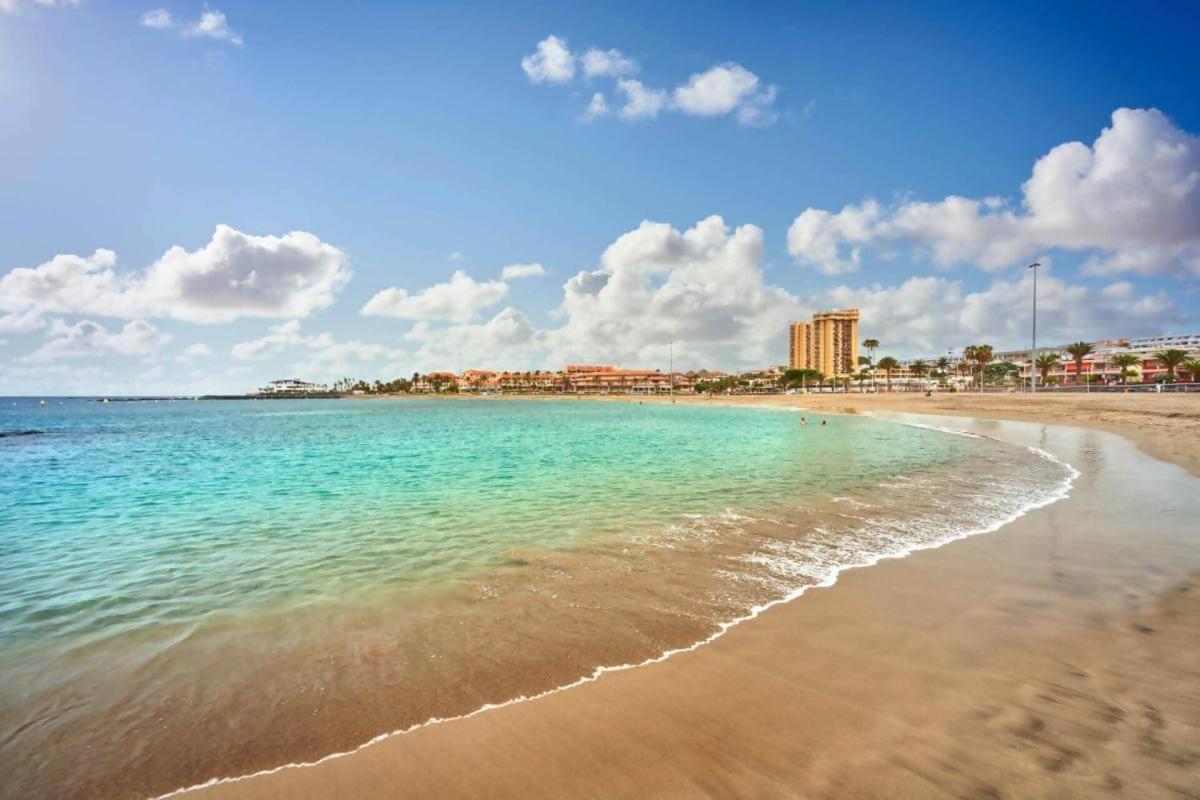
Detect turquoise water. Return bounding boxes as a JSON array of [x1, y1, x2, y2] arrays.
[[2, 397, 975, 647], [0, 397, 1065, 799]]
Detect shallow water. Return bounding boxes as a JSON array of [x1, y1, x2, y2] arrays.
[[0, 398, 1071, 799]]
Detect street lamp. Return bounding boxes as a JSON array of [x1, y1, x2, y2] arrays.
[[1028, 262, 1040, 393]]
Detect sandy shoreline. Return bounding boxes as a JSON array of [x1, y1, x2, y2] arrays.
[[181, 398, 1200, 800]]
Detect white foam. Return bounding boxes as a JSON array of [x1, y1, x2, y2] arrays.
[[152, 419, 1079, 800]]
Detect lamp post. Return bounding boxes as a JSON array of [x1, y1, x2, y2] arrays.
[[1028, 262, 1040, 393]]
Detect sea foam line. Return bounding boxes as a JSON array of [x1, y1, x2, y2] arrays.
[[152, 421, 1078, 799]]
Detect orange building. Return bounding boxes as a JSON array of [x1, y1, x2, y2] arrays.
[[789, 309, 860, 378]]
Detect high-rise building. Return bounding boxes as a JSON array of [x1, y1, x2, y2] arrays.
[[789, 309, 860, 377]]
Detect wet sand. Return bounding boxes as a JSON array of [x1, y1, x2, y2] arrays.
[[184, 411, 1200, 800]]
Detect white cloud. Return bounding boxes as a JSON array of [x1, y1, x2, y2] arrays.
[[360, 270, 508, 322], [0, 0, 80, 14], [522, 36, 778, 127], [582, 48, 636, 78], [0, 225, 352, 325], [185, 8, 242, 45], [817, 270, 1180, 357], [582, 92, 610, 121], [140, 8, 172, 28], [291, 332, 404, 379], [736, 85, 779, 127], [175, 342, 213, 363], [18, 319, 172, 364], [672, 63, 776, 125], [182, 342, 212, 357], [230, 319, 302, 360], [397, 216, 1179, 373], [500, 263, 546, 280], [521, 35, 574, 84], [229, 320, 403, 378], [0, 306, 47, 334], [405, 307, 543, 372], [545, 216, 801, 368], [787, 108, 1200, 278], [617, 79, 667, 121]]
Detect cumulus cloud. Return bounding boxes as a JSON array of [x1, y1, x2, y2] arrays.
[[672, 63, 777, 125], [139, 8, 172, 28], [582, 48, 637, 78], [291, 332, 404, 378], [787, 108, 1200, 277], [500, 263, 546, 280], [0, 225, 351, 325], [360, 270, 508, 322], [582, 92, 610, 121], [817, 270, 1179, 357], [0, 306, 47, 334], [404, 307, 543, 372], [182, 342, 212, 358], [521, 35, 574, 83], [544, 216, 802, 368], [175, 342, 213, 363], [185, 8, 242, 45], [521, 35, 780, 126], [617, 79, 667, 121], [230, 319, 302, 360], [229, 320, 403, 378], [18, 319, 172, 364], [396, 215, 1179, 374]]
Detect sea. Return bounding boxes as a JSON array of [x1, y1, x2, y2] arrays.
[[0, 397, 1074, 799]]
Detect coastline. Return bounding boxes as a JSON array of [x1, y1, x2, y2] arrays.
[[179, 403, 1200, 800]]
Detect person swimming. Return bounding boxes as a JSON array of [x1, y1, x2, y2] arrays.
[[800, 417, 808, 425]]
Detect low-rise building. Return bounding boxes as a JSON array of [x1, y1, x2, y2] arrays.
[[259, 378, 328, 395]]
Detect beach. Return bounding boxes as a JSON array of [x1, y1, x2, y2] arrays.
[[178, 395, 1200, 800]]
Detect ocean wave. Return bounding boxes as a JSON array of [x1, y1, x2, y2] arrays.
[[151, 423, 1077, 800]]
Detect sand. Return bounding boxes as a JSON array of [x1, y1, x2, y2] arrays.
[[180, 400, 1200, 800]]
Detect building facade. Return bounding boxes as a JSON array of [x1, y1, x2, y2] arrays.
[[789, 309, 860, 378], [259, 378, 328, 395]]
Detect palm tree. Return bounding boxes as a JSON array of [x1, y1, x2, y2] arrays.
[[1035, 352, 1061, 381], [863, 338, 879, 388], [936, 356, 950, 385], [1064, 341, 1095, 385], [1181, 359, 1200, 384], [962, 346, 977, 387], [1153, 349, 1188, 381], [877, 356, 899, 392], [976, 345, 994, 391], [1110, 353, 1141, 385], [909, 359, 929, 390]]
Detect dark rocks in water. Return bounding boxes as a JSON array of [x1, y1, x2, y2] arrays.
[[0, 430, 44, 438]]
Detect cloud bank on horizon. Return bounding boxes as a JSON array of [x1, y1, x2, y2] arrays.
[[0, 107, 1195, 394]]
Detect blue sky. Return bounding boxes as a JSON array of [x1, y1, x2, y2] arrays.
[[1, 0, 1198, 394]]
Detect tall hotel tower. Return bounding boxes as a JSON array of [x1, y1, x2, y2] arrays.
[[789, 309, 860, 378]]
